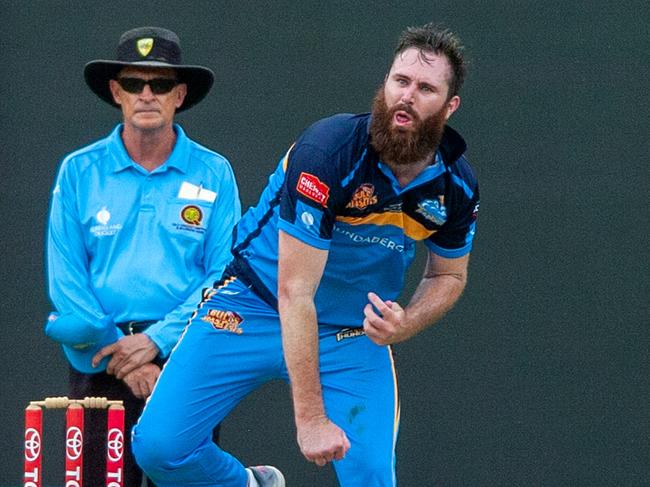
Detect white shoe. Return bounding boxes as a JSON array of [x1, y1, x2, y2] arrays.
[[246, 465, 286, 487]]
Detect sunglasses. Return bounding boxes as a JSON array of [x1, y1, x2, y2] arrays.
[[116, 77, 178, 94]]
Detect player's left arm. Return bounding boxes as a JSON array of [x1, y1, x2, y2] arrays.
[[363, 251, 469, 345]]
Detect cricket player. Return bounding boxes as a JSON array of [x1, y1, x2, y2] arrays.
[[133, 22, 479, 487]]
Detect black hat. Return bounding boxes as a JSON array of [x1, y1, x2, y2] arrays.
[[84, 26, 214, 112]]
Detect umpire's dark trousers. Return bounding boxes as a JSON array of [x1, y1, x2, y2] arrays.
[[70, 365, 221, 487]]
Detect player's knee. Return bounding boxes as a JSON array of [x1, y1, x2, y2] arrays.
[[132, 422, 185, 475]]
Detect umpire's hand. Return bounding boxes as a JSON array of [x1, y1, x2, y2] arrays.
[[92, 334, 159, 379], [123, 362, 161, 399]]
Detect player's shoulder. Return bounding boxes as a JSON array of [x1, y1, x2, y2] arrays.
[[298, 113, 370, 155]]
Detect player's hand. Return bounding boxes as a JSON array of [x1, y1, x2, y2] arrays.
[[122, 363, 161, 399], [296, 415, 350, 466], [92, 334, 159, 379], [363, 292, 407, 345]]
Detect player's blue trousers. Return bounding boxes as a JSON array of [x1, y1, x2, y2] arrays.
[[132, 278, 399, 486]]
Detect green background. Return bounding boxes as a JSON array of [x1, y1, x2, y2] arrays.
[[1, 1, 647, 485]]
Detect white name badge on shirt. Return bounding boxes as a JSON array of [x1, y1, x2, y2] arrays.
[[178, 181, 217, 203]]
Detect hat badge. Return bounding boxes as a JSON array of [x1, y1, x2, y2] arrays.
[[136, 38, 154, 57]]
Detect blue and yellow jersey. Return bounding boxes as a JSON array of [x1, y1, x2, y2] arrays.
[[231, 113, 479, 327]]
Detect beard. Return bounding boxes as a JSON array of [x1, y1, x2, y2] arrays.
[[369, 87, 447, 166]]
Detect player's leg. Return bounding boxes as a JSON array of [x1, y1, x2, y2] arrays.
[[133, 278, 284, 487], [319, 329, 399, 486]]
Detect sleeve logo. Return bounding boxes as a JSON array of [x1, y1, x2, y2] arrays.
[[297, 172, 330, 207]]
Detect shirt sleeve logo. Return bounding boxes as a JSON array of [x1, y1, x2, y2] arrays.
[[346, 184, 378, 210], [181, 205, 203, 226], [416, 196, 447, 225], [297, 172, 330, 207]]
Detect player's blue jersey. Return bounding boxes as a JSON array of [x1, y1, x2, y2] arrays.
[[231, 113, 479, 328]]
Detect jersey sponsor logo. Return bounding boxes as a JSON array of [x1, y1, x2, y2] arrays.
[[333, 225, 405, 252], [335, 327, 366, 341], [346, 184, 378, 210], [416, 196, 447, 225], [297, 172, 330, 207], [136, 38, 154, 57], [202, 309, 243, 334], [180, 205, 203, 226], [91, 206, 123, 237]]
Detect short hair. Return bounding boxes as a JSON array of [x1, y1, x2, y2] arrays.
[[394, 23, 466, 98]]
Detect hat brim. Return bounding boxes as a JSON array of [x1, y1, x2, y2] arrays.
[[45, 313, 125, 374], [84, 60, 214, 113]]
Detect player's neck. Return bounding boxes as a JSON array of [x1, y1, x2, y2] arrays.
[[384, 153, 434, 187], [121, 124, 177, 172]]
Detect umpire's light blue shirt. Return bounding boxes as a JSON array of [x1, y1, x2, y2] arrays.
[[47, 124, 241, 357]]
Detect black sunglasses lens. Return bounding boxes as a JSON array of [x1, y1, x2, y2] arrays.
[[149, 79, 178, 94], [117, 78, 177, 94], [118, 78, 146, 93]]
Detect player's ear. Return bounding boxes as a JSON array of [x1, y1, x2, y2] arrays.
[[109, 79, 123, 106], [444, 95, 460, 120]]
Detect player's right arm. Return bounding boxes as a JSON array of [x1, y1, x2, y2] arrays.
[[278, 230, 350, 466]]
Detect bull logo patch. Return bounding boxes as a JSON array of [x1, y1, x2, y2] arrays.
[[202, 309, 243, 334], [136, 38, 154, 57], [346, 183, 378, 210], [181, 205, 203, 226]]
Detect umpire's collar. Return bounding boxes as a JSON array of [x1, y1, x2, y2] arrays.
[[108, 123, 190, 174]]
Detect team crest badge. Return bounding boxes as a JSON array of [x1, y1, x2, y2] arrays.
[[202, 309, 244, 334], [346, 184, 378, 210], [416, 196, 447, 225], [136, 38, 154, 57], [181, 205, 203, 226]]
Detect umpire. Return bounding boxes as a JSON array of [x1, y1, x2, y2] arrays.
[[45, 26, 240, 486]]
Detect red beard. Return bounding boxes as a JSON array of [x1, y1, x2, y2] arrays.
[[369, 87, 447, 166]]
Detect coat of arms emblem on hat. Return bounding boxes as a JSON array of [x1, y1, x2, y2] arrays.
[[136, 38, 154, 57]]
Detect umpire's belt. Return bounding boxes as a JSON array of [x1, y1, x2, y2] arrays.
[[116, 320, 157, 335]]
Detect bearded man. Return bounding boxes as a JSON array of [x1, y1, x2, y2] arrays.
[[133, 23, 480, 487]]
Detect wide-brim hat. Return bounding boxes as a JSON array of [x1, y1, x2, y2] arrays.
[[84, 26, 214, 113], [45, 312, 125, 374]]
